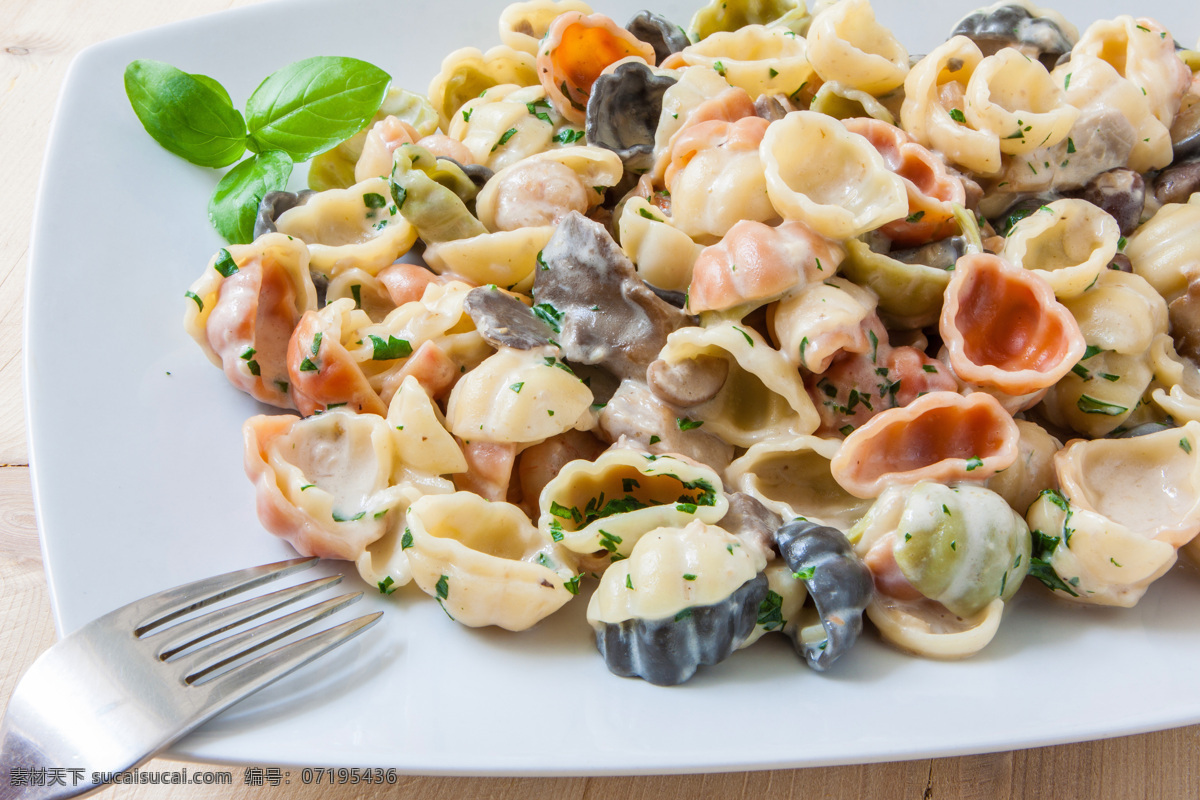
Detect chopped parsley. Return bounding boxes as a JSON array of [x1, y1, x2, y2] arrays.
[[676, 417, 704, 430], [368, 334, 413, 361], [213, 249, 239, 277]]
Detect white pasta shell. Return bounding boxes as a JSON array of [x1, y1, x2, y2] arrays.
[[726, 435, 872, 531], [1126, 194, 1200, 303], [445, 346, 594, 444], [866, 596, 1004, 659], [1000, 199, 1119, 299], [475, 146, 622, 232], [618, 197, 704, 293], [499, 0, 594, 54], [655, 322, 820, 447], [405, 492, 576, 630], [963, 48, 1077, 156], [424, 226, 555, 292], [806, 0, 908, 95], [537, 447, 728, 558], [760, 110, 908, 239], [671, 25, 813, 100], [274, 177, 417, 279]]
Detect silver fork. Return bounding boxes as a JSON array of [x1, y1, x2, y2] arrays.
[[0, 557, 381, 800]]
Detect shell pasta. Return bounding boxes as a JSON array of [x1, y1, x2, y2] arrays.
[[172, 0, 1200, 683]]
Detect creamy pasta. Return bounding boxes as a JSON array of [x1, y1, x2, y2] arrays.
[[179, 0, 1200, 683]]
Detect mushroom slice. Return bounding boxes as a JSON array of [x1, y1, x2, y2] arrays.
[[841, 118, 966, 247], [533, 211, 692, 381], [717, 492, 782, 563], [626, 10, 690, 64], [242, 410, 432, 568], [446, 345, 594, 445], [1075, 168, 1145, 237], [950, 0, 1077, 67], [831, 391, 1020, 498], [651, 322, 820, 448], [1000, 199, 1120, 299], [499, 0, 595, 55], [587, 520, 768, 685], [940, 253, 1086, 397], [1026, 489, 1177, 608], [537, 447, 729, 560], [760, 111, 908, 240], [727, 436, 873, 531], [806, 0, 908, 95], [537, 11, 656, 124], [253, 189, 315, 239], [586, 61, 677, 174], [405, 492, 578, 630], [274, 177, 417, 280], [687, 219, 844, 315], [775, 519, 874, 670], [462, 286, 557, 350], [184, 234, 316, 410], [428, 45, 539, 133]]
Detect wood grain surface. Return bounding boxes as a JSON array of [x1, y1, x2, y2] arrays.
[[2, 1, 1198, 797]]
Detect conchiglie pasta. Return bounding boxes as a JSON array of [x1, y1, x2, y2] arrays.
[[536, 12, 655, 123], [963, 48, 1077, 156], [760, 111, 908, 239], [617, 197, 705, 293], [770, 277, 879, 373], [445, 345, 594, 444], [900, 36, 1001, 175], [650, 65, 741, 183], [652, 322, 820, 447], [273, 177, 417, 279], [1126, 194, 1200, 302], [538, 447, 729, 558], [475, 146, 622, 232], [726, 435, 872, 530], [428, 45, 539, 132], [671, 25, 814, 100], [425, 226, 555, 292], [1000, 199, 1120, 299], [184, 234, 316, 409], [1071, 15, 1191, 129], [667, 116, 779, 241], [448, 84, 570, 170], [405, 492, 577, 630], [806, 0, 908, 96], [499, 0, 594, 55]]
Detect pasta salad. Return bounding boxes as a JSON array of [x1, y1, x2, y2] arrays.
[[149, 0, 1200, 685]]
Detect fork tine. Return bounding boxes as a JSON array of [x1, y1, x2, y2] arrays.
[[129, 556, 319, 636], [150, 575, 343, 660], [192, 612, 383, 712], [177, 592, 364, 683]]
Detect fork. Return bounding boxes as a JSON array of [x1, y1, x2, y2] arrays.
[[0, 557, 381, 800]]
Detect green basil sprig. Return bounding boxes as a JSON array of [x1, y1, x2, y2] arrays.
[[124, 56, 391, 244]]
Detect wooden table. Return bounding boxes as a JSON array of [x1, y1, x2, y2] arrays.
[[2, 1, 1198, 797]]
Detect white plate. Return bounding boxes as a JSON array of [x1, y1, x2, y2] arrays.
[[25, 0, 1200, 775]]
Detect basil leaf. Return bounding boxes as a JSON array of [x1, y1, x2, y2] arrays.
[[208, 151, 293, 244], [245, 56, 391, 160], [124, 60, 247, 168]]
